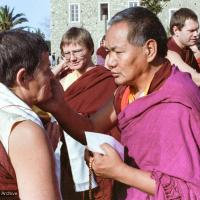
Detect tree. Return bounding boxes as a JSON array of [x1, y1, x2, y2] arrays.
[[45, 40, 51, 53], [27, 27, 51, 53], [140, 0, 170, 15], [32, 28, 46, 40], [0, 5, 28, 31], [33, 28, 51, 53]]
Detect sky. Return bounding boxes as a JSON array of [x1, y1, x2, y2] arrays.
[[0, 0, 50, 39]]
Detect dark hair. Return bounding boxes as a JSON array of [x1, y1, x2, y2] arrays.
[[101, 35, 106, 42], [0, 29, 49, 87], [60, 27, 94, 55], [108, 7, 167, 58], [170, 8, 198, 35]]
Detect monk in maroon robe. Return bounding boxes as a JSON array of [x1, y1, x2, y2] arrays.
[[59, 27, 119, 200], [168, 8, 200, 72]]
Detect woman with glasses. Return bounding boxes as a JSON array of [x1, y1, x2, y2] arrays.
[[56, 27, 119, 200]]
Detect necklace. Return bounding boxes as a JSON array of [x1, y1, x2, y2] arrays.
[[89, 159, 94, 200], [88, 159, 106, 200]]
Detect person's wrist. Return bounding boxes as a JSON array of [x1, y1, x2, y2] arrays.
[[112, 161, 126, 181]]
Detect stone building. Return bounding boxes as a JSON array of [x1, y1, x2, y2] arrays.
[[50, 0, 141, 60], [50, 0, 200, 61]]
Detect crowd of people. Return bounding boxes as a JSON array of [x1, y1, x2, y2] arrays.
[[1, 5, 200, 200]]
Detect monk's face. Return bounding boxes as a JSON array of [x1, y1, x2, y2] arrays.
[[105, 21, 149, 87], [26, 52, 54, 104], [176, 18, 199, 47], [62, 43, 92, 71]]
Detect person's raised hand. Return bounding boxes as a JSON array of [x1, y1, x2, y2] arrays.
[[52, 58, 69, 77]]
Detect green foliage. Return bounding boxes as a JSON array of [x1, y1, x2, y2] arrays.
[[26, 27, 50, 50], [45, 40, 51, 52], [32, 28, 46, 39], [140, 0, 171, 15], [0, 5, 28, 31]]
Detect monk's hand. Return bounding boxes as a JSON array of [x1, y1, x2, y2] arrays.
[[46, 121, 61, 150], [91, 143, 124, 179], [52, 58, 70, 77], [37, 78, 65, 114], [59, 58, 70, 72]]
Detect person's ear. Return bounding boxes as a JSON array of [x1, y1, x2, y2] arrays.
[[15, 68, 29, 87], [143, 39, 157, 62], [172, 26, 180, 37]]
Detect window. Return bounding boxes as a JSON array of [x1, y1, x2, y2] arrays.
[[69, 3, 80, 23], [128, 1, 140, 7], [100, 3, 108, 21]]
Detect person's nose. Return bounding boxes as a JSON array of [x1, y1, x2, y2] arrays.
[[69, 52, 77, 61], [106, 54, 117, 70], [193, 30, 199, 37]]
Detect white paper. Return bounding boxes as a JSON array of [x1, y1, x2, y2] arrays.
[[85, 131, 124, 160]]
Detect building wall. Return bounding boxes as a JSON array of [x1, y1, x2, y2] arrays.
[[51, 0, 200, 60], [50, 0, 66, 58], [50, 0, 136, 60]]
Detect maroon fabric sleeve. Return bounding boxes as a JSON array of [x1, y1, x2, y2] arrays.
[[0, 141, 19, 199]]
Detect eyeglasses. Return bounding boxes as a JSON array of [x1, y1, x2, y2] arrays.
[[62, 49, 85, 60]]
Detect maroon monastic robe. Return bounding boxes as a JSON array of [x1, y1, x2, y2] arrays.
[[61, 66, 119, 200], [0, 141, 19, 200]]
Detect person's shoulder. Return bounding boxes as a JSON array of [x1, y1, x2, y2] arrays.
[[168, 66, 200, 99], [0, 110, 25, 136], [167, 37, 173, 46], [167, 37, 181, 54], [172, 66, 195, 82], [13, 119, 43, 131], [94, 65, 110, 72], [92, 65, 114, 78], [90, 65, 117, 87], [170, 66, 195, 86], [10, 119, 46, 145]]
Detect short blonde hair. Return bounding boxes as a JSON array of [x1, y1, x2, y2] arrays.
[[60, 27, 94, 56]]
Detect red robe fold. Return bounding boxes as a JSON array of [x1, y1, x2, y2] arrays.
[[0, 141, 19, 200], [64, 66, 116, 115]]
